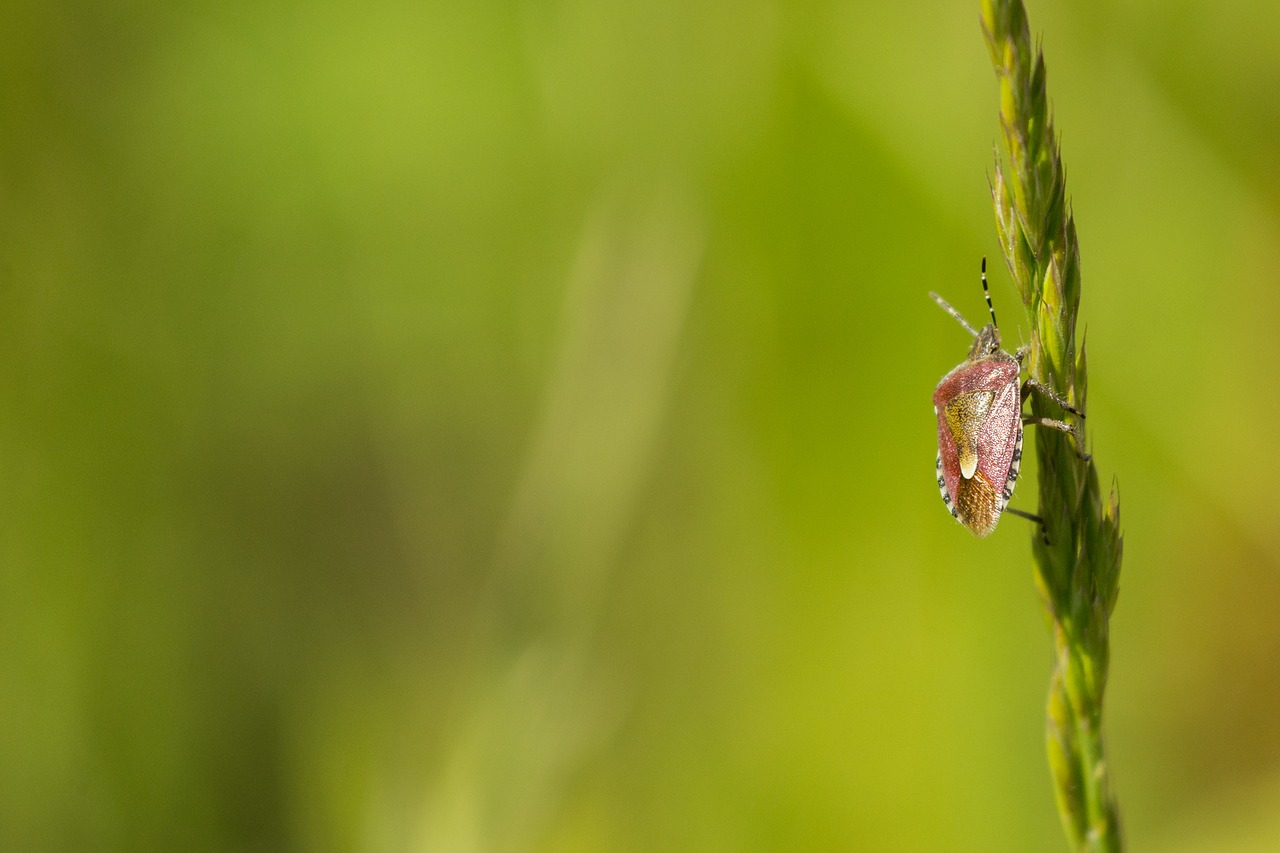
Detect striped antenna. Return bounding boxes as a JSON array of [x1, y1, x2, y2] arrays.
[[980, 256, 998, 330]]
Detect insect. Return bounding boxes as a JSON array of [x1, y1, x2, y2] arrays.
[[931, 258, 1084, 537]]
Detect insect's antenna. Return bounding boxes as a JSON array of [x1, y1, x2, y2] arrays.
[[929, 291, 980, 339], [980, 256, 998, 330]]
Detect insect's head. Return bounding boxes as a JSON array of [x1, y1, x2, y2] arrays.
[[930, 257, 1003, 360], [970, 322, 1001, 359]]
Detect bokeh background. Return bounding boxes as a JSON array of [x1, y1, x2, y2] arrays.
[[3, 0, 1280, 850]]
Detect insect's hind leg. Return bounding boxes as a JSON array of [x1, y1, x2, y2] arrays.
[[1005, 506, 1051, 545]]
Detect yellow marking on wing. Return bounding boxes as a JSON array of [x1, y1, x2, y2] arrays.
[[944, 391, 994, 480]]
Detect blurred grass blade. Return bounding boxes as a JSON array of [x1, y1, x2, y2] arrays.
[[422, 186, 703, 850]]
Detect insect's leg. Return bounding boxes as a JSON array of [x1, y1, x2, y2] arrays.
[[1022, 415, 1075, 433], [1022, 414, 1092, 460], [1021, 377, 1085, 419], [1021, 413, 1092, 462], [1020, 378, 1091, 460], [1005, 507, 1050, 545]]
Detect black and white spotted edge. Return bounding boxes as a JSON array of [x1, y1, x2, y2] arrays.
[[999, 423, 1024, 512], [935, 452, 957, 518]]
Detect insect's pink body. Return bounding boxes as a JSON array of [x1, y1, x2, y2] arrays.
[[933, 350, 1023, 538], [932, 258, 1084, 537]]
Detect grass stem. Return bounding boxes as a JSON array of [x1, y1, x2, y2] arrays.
[[980, 1, 1124, 848]]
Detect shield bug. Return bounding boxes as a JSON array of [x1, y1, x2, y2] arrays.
[[931, 258, 1083, 537]]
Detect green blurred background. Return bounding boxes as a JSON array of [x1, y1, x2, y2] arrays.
[[3, 0, 1280, 849]]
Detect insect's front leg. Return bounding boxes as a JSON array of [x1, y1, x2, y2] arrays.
[[1020, 377, 1085, 419]]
